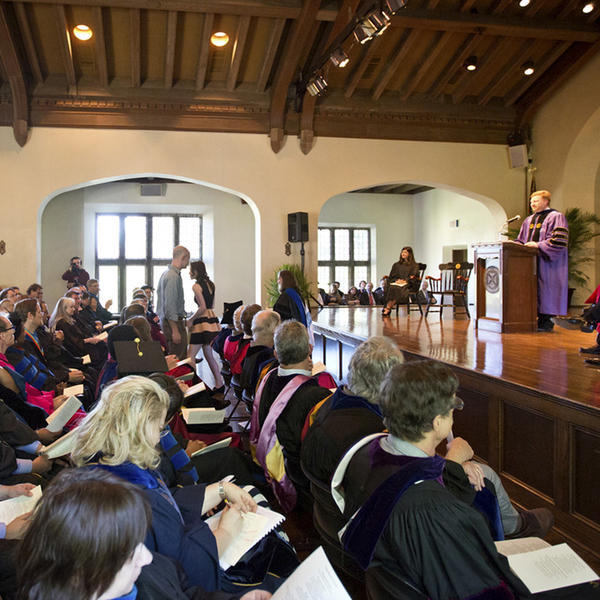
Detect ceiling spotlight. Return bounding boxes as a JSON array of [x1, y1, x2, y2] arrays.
[[383, 0, 408, 15], [210, 31, 229, 47], [522, 61, 535, 76], [72, 24, 93, 41], [518, 0, 531, 7], [306, 73, 328, 97], [364, 9, 391, 37], [353, 21, 377, 44], [330, 48, 350, 68], [582, 2, 595, 13], [464, 56, 478, 71]]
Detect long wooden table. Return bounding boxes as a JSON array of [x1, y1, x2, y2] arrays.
[[311, 306, 600, 561]]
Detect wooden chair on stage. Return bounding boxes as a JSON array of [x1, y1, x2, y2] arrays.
[[395, 262, 427, 317], [425, 262, 473, 319]]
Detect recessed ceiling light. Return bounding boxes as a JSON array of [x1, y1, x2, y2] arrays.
[[210, 32, 229, 47], [582, 2, 595, 13], [73, 24, 93, 41], [464, 56, 478, 71], [522, 61, 535, 76], [518, 0, 531, 6]]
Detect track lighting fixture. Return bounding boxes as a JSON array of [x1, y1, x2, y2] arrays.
[[330, 48, 350, 68], [365, 9, 391, 37], [383, 0, 408, 15], [522, 61, 535, 76], [307, 73, 328, 97], [464, 56, 478, 71]]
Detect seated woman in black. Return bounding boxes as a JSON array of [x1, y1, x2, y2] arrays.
[[382, 246, 419, 317]]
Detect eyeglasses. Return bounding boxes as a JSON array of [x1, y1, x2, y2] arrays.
[[0, 326, 15, 333]]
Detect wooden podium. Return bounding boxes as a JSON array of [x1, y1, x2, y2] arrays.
[[473, 241, 538, 333]]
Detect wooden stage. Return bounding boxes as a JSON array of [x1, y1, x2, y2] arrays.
[[311, 306, 600, 562]]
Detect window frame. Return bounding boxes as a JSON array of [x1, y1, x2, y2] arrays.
[[317, 226, 371, 291], [95, 212, 202, 310]]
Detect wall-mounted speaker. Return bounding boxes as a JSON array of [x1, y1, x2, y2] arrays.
[[507, 144, 528, 169], [288, 212, 309, 242]]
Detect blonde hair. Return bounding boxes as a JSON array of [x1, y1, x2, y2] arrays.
[[71, 376, 170, 470], [233, 304, 246, 334], [531, 189, 551, 203], [49, 297, 75, 330]]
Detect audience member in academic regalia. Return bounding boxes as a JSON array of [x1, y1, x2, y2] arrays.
[[223, 305, 246, 373], [272, 270, 312, 330], [240, 310, 280, 398], [337, 360, 561, 600], [49, 297, 107, 369], [86, 278, 114, 324], [301, 336, 403, 485], [250, 321, 334, 511], [72, 377, 294, 593]]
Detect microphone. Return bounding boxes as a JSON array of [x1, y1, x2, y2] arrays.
[[506, 214, 521, 224]]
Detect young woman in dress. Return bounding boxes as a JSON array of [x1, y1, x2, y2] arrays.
[[187, 261, 224, 393], [382, 246, 420, 317]]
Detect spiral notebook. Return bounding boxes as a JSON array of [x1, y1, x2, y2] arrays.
[[205, 505, 285, 570]]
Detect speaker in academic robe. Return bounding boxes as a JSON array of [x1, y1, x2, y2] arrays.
[[288, 212, 309, 243]]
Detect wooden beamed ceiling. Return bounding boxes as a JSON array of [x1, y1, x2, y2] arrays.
[[0, 0, 599, 150]]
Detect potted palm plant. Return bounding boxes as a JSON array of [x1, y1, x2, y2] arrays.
[[565, 207, 600, 306]]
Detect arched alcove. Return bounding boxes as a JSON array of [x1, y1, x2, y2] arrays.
[[318, 182, 507, 302], [38, 173, 259, 310]]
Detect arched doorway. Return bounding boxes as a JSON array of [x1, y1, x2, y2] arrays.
[[318, 182, 507, 305], [38, 174, 259, 312]]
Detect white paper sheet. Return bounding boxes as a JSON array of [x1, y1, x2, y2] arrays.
[[181, 407, 225, 424], [0, 486, 42, 524], [63, 383, 84, 397], [507, 543, 598, 593], [45, 395, 82, 432], [272, 546, 352, 600], [495, 537, 550, 556], [184, 382, 206, 397]]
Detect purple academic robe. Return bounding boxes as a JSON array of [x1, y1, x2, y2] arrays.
[[516, 209, 568, 315]]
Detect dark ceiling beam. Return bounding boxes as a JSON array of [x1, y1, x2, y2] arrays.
[[0, 2, 28, 145], [92, 6, 109, 86], [256, 17, 285, 92], [452, 37, 513, 103], [1, 0, 340, 21], [227, 15, 251, 91], [372, 29, 420, 101], [390, 10, 600, 42], [490, 0, 512, 14], [401, 31, 452, 100], [299, 0, 360, 154], [505, 41, 571, 107], [428, 33, 478, 98], [477, 39, 536, 105], [130, 9, 141, 87], [344, 34, 383, 98], [268, 0, 321, 153], [195, 13, 213, 91], [556, 0, 582, 19], [13, 2, 43, 85], [516, 38, 600, 123], [164, 10, 177, 88], [54, 4, 76, 89]]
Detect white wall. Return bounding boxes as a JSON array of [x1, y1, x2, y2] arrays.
[[319, 193, 415, 284], [319, 188, 500, 303], [40, 181, 255, 311], [412, 188, 499, 302], [0, 127, 526, 303]]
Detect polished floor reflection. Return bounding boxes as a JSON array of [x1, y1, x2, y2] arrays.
[[312, 306, 600, 409]]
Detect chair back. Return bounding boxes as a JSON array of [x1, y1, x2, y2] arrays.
[[439, 262, 473, 293]]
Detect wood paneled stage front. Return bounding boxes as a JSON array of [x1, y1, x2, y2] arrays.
[[311, 306, 600, 563]]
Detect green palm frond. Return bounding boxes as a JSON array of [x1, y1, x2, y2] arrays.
[[565, 207, 600, 288]]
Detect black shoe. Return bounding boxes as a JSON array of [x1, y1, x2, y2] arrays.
[[580, 345, 600, 354], [211, 385, 225, 395], [537, 324, 554, 332], [553, 316, 585, 331], [211, 397, 231, 411], [505, 508, 554, 539], [584, 358, 600, 366]]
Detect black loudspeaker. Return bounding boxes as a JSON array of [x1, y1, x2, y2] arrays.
[[288, 212, 309, 242]]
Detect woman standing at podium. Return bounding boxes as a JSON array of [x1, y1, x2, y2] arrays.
[[382, 247, 420, 317]]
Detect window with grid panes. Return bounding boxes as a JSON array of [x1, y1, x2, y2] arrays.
[[95, 213, 201, 311], [317, 227, 371, 293]]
